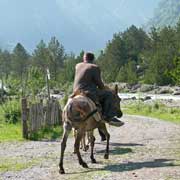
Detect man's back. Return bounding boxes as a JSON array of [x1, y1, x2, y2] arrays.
[[72, 52, 124, 127], [73, 62, 104, 93]]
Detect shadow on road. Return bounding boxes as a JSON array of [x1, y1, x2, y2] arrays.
[[110, 142, 144, 147], [63, 159, 178, 175], [97, 147, 133, 155], [96, 142, 144, 147], [103, 159, 179, 172]]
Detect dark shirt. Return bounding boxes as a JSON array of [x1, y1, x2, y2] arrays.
[[73, 62, 104, 93]]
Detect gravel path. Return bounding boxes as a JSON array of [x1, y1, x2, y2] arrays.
[[0, 115, 180, 180]]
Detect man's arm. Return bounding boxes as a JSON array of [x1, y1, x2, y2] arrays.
[[93, 66, 105, 89]]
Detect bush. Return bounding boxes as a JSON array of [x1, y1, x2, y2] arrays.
[[1, 99, 21, 124], [153, 102, 160, 110], [29, 126, 63, 141]]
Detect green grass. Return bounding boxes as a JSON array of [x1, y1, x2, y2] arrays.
[[29, 126, 63, 141], [0, 157, 40, 172], [0, 122, 63, 142], [0, 99, 63, 142], [122, 101, 180, 123], [0, 122, 23, 142]]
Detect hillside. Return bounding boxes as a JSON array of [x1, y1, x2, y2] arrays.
[[147, 0, 180, 29], [0, 0, 160, 53]]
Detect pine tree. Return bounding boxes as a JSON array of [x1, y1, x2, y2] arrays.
[[48, 37, 66, 81]]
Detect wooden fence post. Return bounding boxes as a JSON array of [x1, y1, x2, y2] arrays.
[[21, 98, 28, 139]]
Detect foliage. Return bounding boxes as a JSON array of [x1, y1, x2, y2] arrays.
[[5, 76, 21, 96], [26, 66, 45, 96], [117, 60, 138, 84], [12, 43, 30, 96], [1, 99, 21, 124], [29, 126, 63, 141], [1, 21, 180, 97], [48, 36, 66, 81], [143, 26, 177, 85], [97, 22, 180, 85], [123, 101, 180, 123], [170, 56, 180, 85], [97, 25, 150, 83], [0, 50, 12, 80], [0, 157, 39, 172], [0, 123, 23, 142]]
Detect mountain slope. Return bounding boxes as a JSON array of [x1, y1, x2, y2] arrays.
[[0, 0, 160, 53], [147, 0, 180, 29]]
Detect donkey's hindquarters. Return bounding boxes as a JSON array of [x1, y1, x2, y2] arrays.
[[59, 95, 110, 174]]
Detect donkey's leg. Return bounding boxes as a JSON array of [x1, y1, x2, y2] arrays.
[[59, 122, 72, 174], [82, 132, 89, 151], [75, 130, 88, 168], [80, 132, 85, 150], [73, 129, 77, 153], [89, 131, 96, 163], [99, 123, 110, 159]]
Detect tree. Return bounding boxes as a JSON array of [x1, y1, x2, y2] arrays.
[[0, 50, 12, 95], [144, 26, 177, 85], [122, 25, 150, 63], [48, 37, 66, 81], [97, 34, 127, 82], [32, 40, 50, 73], [61, 51, 83, 83], [170, 56, 180, 85], [26, 66, 45, 96], [12, 43, 29, 95], [116, 60, 138, 84]]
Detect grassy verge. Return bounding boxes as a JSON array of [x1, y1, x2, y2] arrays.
[[122, 101, 180, 124], [29, 126, 63, 141], [0, 157, 41, 172], [0, 99, 63, 142], [0, 121, 63, 142], [0, 122, 23, 142]]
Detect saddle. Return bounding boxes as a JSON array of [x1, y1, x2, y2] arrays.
[[70, 90, 102, 113], [67, 91, 102, 122]]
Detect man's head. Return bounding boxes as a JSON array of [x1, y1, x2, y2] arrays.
[[83, 52, 95, 63]]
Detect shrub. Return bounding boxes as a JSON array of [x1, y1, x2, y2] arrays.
[[153, 102, 159, 110], [1, 99, 21, 124], [29, 126, 63, 141]]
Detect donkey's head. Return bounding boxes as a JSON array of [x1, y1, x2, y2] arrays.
[[110, 84, 123, 118]]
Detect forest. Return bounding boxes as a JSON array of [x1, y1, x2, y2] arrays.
[[0, 21, 180, 99]]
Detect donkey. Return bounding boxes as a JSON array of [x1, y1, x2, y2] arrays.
[[59, 85, 122, 174]]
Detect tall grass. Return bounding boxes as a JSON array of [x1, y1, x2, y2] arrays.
[[0, 99, 63, 142], [1, 99, 21, 124], [0, 99, 22, 142], [122, 101, 180, 123]]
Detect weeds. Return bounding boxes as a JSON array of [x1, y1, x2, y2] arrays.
[[122, 101, 180, 123], [29, 126, 63, 141], [0, 99, 21, 124]]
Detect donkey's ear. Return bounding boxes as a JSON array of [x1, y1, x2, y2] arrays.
[[115, 84, 118, 94]]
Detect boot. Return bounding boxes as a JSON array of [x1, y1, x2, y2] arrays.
[[103, 116, 124, 127]]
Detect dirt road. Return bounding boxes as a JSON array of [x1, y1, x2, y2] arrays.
[[0, 115, 180, 180]]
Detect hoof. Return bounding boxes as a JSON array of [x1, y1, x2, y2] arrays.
[[81, 162, 89, 168], [91, 158, 97, 163], [59, 169, 65, 174], [104, 154, 109, 159]]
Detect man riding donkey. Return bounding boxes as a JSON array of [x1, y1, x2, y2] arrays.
[[59, 52, 124, 174], [72, 52, 124, 140]]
